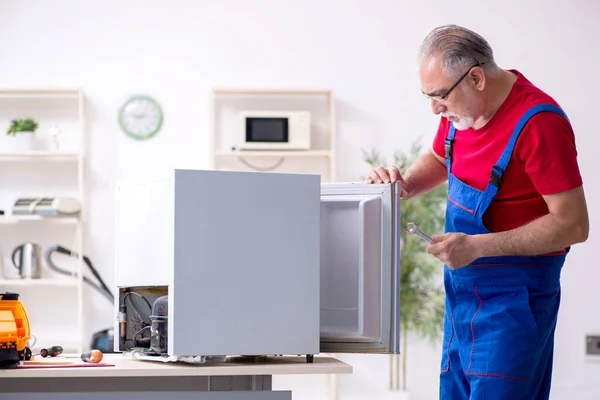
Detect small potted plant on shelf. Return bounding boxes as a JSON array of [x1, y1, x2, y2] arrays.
[[6, 118, 39, 152]]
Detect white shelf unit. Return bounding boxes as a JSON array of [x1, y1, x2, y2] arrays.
[[211, 89, 337, 182], [0, 88, 86, 354]]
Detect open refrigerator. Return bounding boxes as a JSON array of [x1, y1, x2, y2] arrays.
[[113, 169, 401, 361]]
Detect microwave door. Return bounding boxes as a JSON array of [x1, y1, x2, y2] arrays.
[[319, 182, 401, 354]]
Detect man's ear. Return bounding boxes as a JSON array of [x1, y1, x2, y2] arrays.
[[470, 67, 486, 91]]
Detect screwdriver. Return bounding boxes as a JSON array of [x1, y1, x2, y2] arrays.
[[39, 345, 63, 358], [81, 349, 103, 363]]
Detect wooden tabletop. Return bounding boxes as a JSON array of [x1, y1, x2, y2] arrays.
[[0, 353, 353, 379]]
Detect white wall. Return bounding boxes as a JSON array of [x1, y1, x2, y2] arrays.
[[1, 0, 598, 398]]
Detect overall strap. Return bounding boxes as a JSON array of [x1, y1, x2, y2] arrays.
[[444, 124, 457, 172], [485, 104, 570, 196]]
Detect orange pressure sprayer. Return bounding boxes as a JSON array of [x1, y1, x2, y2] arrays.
[[0, 292, 31, 369]]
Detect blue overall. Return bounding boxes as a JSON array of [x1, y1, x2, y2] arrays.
[[439, 104, 570, 400]]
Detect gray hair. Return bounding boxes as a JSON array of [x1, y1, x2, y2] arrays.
[[418, 25, 498, 77]]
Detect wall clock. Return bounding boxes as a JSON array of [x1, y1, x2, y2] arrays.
[[118, 95, 163, 140]]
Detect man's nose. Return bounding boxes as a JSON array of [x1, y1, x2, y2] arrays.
[[430, 99, 446, 115]]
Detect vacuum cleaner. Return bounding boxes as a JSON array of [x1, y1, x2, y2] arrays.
[[45, 245, 115, 353]]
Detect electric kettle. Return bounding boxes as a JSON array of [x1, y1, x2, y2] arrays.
[[12, 242, 42, 279]]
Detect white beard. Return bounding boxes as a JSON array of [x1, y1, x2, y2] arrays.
[[442, 112, 475, 131]]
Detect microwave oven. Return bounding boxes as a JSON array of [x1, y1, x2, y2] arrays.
[[238, 110, 311, 150]]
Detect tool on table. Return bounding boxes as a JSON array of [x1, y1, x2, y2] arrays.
[[405, 222, 433, 244], [81, 349, 103, 363], [0, 292, 31, 369], [22, 360, 73, 365], [39, 345, 63, 358]]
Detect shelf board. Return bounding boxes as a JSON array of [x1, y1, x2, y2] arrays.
[[0, 278, 78, 287], [0, 88, 81, 98], [213, 88, 332, 96], [216, 150, 331, 158], [0, 215, 80, 224], [0, 152, 80, 161]]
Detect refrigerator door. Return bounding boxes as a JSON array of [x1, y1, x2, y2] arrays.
[[319, 182, 401, 354]]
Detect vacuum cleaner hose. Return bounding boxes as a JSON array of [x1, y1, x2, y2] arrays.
[[44, 245, 114, 302]]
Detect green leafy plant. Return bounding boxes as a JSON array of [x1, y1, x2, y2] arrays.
[[362, 138, 447, 391], [6, 118, 39, 136]]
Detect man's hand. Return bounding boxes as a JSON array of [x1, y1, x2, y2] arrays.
[[365, 165, 403, 184], [365, 166, 413, 199], [426, 232, 480, 269], [364, 150, 448, 200]]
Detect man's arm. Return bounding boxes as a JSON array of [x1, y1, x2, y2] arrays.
[[402, 148, 448, 198], [472, 185, 589, 257]]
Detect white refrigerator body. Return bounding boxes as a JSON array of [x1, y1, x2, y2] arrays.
[[114, 169, 401, 357]]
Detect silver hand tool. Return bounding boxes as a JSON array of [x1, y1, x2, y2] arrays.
[[405, 222, 433, 244]]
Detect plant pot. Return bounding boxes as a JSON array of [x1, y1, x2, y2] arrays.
[[12, 132, 35, 152]]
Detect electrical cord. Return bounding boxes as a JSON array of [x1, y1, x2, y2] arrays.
[[122, 292, 152, 318], [238, 156, 285, 171], [44, 245, 114, 302], [133, 325, 151, 347]]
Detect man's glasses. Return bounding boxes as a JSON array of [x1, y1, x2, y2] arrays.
[[422, 62, 484, 101]]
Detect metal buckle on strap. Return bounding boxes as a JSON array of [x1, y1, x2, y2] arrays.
[[444, 138, 454, 160], [490, 165, 503, 187]]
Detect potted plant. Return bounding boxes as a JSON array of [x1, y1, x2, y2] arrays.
[[362, 138, 447, 397], [6, 118, 39, 152]]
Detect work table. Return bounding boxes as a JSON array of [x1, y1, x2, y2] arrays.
[[0, 353, 352, 399]]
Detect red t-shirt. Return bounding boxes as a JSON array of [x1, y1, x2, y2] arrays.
[[432, 70, 583, 237]]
